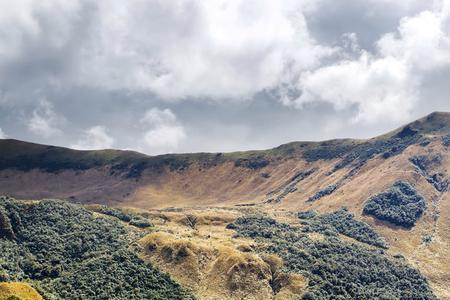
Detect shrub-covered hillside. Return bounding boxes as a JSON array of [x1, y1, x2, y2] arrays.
[[298, 208, 387, 248], [0, 197, 193, 300], [363, 181, 427, 228], [227, 215, 436, 300]]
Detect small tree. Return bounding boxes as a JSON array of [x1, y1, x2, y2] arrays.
[[0, 206, 15, 240], [184, 214, 198, 230]]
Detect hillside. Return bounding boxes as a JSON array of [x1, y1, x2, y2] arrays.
[[0, 197, 193, 299], [1, 196, 440, 300], [0, 112, 448, 208], [0, 112, 450, 298]]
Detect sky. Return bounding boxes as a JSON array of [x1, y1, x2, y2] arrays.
[[0, 0, 449, 155]]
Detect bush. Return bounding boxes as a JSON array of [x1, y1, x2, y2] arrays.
[[303, 129, 423, 177], [129, 217, 153, 228], [303, 144, 353, 162], [333, 133, 422, 175], [268, 169, 316, 203], [88, 205, 154, 228], [297, 210, 317, 220], [300, 208, 387, 248], [307, 184, 338, 202], [409, 155, 448, 192], [363, 181, 427, 228], [90, 205, 133, 222], [442, 134, 450, 147], [234, 157, 270, 169]]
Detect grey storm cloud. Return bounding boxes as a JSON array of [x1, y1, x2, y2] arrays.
[[0, 0, 449, 154]]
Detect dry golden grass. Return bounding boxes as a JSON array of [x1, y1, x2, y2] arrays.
[[274, 273, 309, 300], [139, 211, 307, 300], [0, 283, 42, 300]]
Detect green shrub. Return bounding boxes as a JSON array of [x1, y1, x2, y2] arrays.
[[297, 210, 317, 220], [129, 217, 153, 228], [363, 181, 427, 228], [442, 134, 450, 147], [409, 155, 448, 192], [90, 205, 133, 222], [234, 156, 270, 169], [300, 208, 387, 248], [307, 184, 338, 202], [88, 205, 154, 228], [303, 129, 422, 176]]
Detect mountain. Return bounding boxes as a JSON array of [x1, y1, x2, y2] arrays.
[[1, 112, 450, 299], [0, 112, 449, 208]]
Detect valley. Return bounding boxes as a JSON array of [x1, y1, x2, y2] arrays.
[[1, 112, 450, 299]]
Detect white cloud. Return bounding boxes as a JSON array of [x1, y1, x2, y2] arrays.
[[71, 125, 115, 150], [0, 0, 333, 100], [377, 10, 450, 71], [141, 108, 177, 126], [288, 1, 450, 124], [144, 125, 186, 150], [28, 98, 64, 138], [0, 128, 6, 139], [140, 108, 186, 154], [0, 0, 86, 74], [295, 53, 416, 124], [1, 0, 450, 150]]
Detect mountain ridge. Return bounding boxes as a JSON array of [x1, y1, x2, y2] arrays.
[[1, 111, 449, 173], [0, 111, 449, 208]]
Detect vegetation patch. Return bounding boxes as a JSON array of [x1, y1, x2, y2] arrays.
[[267, 169, 316, 203], [336, 136, 421, 173], [298, 208, 387, 248], [234, 156, 270, 170], [442, 134, 450, 147], [303, 143, 354, 162], [307, 184, 338, 202], [363, 181, 427, 228], [297, 210, 317, 220], [303, 129, 422, 176], [409, 155, 448, 192], [87, 204, 153, 228], [0, 197, 192, 300], [227, 215, 436, 300]]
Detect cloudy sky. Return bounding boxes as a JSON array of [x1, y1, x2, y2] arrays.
[[0, 0, 449, 154]]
